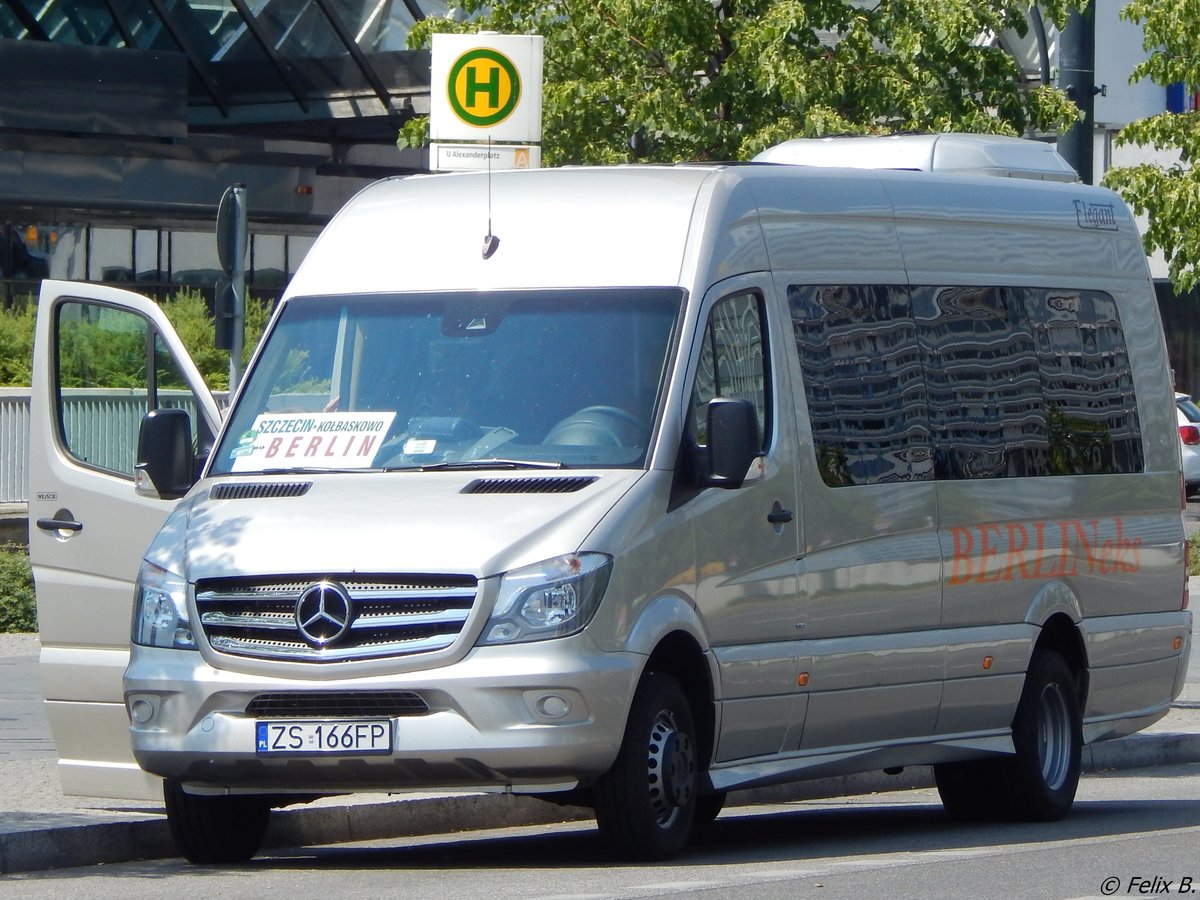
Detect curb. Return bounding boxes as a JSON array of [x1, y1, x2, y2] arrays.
[[4, 729, 1199, 875]]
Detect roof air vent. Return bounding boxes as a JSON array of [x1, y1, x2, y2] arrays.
[[754, 133, 1079, 182]]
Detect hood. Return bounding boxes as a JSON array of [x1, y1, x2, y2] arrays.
[[149, 469, 643, 582]]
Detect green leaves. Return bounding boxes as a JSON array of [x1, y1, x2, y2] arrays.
[[0, 289, 271, 391], [0, 544, 35, 634], [1106, 152, 1200, 293], [1122, 0, 1200, 90], [1104, 2, 1200, 294], [406, 0, 1079, 164], [0, 303, 36, 385]]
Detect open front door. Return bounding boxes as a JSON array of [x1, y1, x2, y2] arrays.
[[29, 280, 221, 799]]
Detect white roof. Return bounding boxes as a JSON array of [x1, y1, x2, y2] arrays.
[[284, 157, 1136, 304], [753, 133, 1078, 182], [284, 166, 716, 298]]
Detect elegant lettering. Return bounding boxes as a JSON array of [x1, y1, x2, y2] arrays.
[[1073, 199, 1119, 231]]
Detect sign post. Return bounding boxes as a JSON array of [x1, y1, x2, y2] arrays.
[[215, 184, 248, 392], [430, 33, 543, 171]]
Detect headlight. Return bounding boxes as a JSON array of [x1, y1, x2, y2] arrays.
[[480, 553, 612, 645], [132, 561, 196, 650]]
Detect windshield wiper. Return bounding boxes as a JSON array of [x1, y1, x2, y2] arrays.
[[396, 458, 567, 472], [259, 467, 379, 475]]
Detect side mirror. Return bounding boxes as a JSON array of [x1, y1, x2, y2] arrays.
[[705, 396, 762, 489], [136, 408, 196, 500]]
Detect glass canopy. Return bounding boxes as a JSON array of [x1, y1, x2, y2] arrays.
[[0, 0, 448, 139]]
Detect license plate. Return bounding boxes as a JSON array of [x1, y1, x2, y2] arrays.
[[255, 720, 392, 756]]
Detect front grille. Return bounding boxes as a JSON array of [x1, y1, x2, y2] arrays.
[[246, 691, 430, 718], [195, 574, 478, 663]]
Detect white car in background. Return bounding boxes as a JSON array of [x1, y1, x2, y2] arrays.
[[1177, 393, 1200, 498]]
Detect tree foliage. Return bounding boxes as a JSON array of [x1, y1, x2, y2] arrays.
[[0, 289, 270, 390], [0, 303, 36, 386], [1102, 0, 1200, 294], [0, 544, 36, 633], [402, 0, 1080, 165], [158, 289, 272, 392]]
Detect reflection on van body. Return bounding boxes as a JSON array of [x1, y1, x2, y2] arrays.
[[792, 284, 1144, 485], [28, 137, 1191, 865]]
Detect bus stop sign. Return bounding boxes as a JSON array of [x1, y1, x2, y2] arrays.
[[431, 34, 543, 144]]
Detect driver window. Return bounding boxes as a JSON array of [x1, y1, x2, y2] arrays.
[[690, 292, 769, 448], [55, 300, 209, 478]]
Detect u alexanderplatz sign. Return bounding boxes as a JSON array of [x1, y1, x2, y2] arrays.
[[430, 33, 544, 171]]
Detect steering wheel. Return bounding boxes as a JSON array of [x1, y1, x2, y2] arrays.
[[544, 405, 646, 448], [574, 406, 645, 430]]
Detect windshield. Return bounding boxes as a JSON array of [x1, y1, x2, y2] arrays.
[[211, 289, 683, 475]]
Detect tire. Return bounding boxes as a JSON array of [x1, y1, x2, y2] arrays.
[[694, 791, 727, 829], [593, 672, 699, 860], [933, 758, 1004, 822], [1001, 649, 1082, 821], [935, 650, 1081, 822], [164, 780, 271, 864]]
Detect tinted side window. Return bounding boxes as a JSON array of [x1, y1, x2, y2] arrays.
[[914, 286, 1043, 479], [1025, 289, 1143, 475], [789, 285, 931, 486], [789, 283, 1142, 486], [691, 293, 769, 449]]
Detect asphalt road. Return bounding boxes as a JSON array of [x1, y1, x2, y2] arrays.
[[0, 635, 53, 763], [2, 764, 1199, 899]]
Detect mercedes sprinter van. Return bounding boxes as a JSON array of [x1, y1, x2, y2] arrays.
[[30, 135, 1192, 862]]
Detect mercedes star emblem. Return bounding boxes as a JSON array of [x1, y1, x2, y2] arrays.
[[295, 581, 353, 646]]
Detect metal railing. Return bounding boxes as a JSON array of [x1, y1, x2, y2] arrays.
[[0, 389, 30, 504], [0, 387, 203, 502]]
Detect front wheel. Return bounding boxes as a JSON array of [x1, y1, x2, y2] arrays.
[[593, 672, 699, 860], [693, 791, 727, 829], [164, 780, 271, 864]]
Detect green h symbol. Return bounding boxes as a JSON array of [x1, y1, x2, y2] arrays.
[[448, 49, 520, 127], [467, 63, 500, 110]]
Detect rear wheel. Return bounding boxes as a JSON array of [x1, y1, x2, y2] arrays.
[[164, 780, 271, 864], [933, 758, 1003, 821], [935, 649, 1081, 822], [593, 672, 698, 860], [1003, 649, 1082, 820]]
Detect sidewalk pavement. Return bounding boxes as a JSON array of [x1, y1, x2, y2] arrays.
[[2, 632, 1198, 875]]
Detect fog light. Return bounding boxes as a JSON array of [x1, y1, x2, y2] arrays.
[[536, 694, 572, 719], [128, 696, 157, 725]]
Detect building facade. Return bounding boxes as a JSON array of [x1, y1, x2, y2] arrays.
[[1, 1, 1197, 393], [0, 1, 443, 306]]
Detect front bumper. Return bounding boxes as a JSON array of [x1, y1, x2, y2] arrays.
[[124, 633, 641, 795]]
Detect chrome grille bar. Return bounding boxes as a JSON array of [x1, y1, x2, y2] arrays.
[[209, 633, 459, 661], [195, 574, 478, 663]]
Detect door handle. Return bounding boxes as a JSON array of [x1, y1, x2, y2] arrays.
[[767, 502, 794, 525], [36, 508, 83, 533]]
